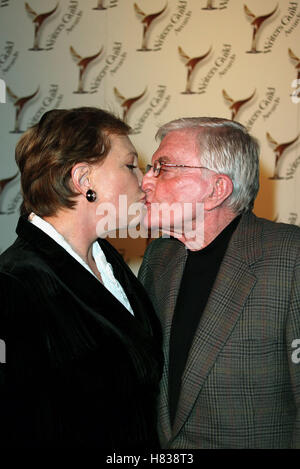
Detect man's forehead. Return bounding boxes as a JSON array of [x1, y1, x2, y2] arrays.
[[153, 128, 201, 162]]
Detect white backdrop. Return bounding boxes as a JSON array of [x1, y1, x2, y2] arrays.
[[0, 0, 299, 273]]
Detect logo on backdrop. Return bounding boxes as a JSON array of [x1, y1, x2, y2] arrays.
[[202, 0, 218, 10], [178, 46, 212, 94], [222, 89, 256, 121], [25, 2, 58, 51], [291, 79, 300, 104], [267, 131, 300, 179], [131, 85, 168, 134], [0, 173, 20, 215], [289, 48, 300, 103], [93, 0, 106, 9], [28, 84, 62, 127], [92, 0, 118, 10], [0, 78, 6, 103], [0, 42, 19, 74], [114, 87, 147, 123], [288, 47, 300, 80], [201, 0, 230, 10], [134, 2, 167, 51], [6, 86, 39, 133], [244, 3, 278, 53], [70, 46, 103, 94]]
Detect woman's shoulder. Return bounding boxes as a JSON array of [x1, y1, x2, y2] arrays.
[[0, 239, 42, 306], [0, 236, 47, 280]]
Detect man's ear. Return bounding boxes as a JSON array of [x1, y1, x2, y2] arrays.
[[71, 163, 91, 196], [204, 174, 233, 211]]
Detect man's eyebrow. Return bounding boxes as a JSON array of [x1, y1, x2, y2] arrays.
[[158, 155, 172, 163]]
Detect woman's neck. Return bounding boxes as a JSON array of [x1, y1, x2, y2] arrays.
[[43, 208, 96, 265]]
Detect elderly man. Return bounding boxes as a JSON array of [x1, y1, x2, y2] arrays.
[[139, 117, 300, 449]]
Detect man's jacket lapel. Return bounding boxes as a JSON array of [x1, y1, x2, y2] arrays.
[[171, 212, 262, 439], [144, 238, 187, 442]]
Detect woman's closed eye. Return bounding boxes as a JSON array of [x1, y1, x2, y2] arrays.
[[126, 164, 137, 171]]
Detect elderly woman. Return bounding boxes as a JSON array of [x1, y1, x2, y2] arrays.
[[0, 107, 163, 448]]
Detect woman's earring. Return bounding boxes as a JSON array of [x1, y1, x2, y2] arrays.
[[86, 189, 97, 202]]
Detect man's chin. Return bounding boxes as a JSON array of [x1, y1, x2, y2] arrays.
[[141, 213, 158, 230]]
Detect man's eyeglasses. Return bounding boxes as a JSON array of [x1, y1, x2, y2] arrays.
[[145, 159, 212, 178]]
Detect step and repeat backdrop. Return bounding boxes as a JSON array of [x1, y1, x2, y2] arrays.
[[0, 0, 299, 273]]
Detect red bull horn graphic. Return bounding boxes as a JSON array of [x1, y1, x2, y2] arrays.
[[288, 48, 300, 81], [134, 2, 167, 51], [6, 85, 39, 133], [25, 2, 58, 51], [222, 89, 255, 120], [93, 0, 106, 10], [267, 132, 300, 179], [114, 87, 147, 123], [70, 46, 104, 94], [202, 0, 218, 10], [244, 3, 278, 53], [179, 46, 212, 94]]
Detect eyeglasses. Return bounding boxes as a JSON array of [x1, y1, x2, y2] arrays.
[[145, 159, 212, 178]]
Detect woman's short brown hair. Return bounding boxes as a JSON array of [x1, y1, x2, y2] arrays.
[[15, 107, 131, 217]]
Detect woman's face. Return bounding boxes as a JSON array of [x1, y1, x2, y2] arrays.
[[90, 134, 145, 236]]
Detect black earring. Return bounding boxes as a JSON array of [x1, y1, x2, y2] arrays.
[[86, 189, 97, 202]]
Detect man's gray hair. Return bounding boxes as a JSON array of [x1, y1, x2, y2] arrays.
[[156, 117, 260, 214]]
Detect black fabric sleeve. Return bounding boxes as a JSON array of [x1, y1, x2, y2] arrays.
[[0, 272, 33, 447]]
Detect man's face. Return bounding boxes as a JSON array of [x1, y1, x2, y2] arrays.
[[142, 129, 213, 235]]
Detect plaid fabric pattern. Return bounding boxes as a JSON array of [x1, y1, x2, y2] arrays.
[[138, 212, 300, 448]]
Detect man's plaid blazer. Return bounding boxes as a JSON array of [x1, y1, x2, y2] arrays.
[[138, 212, 300, 448]]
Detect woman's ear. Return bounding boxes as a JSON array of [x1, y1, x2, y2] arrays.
[[71, 163, 91, 196], [204, 174, 233, 211]]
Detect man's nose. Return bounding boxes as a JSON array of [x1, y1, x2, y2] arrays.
[[142, 169, 155, 192]]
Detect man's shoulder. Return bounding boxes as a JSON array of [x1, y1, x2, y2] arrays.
[[139, 236, 187, 285], [253, 214, 300, 243], [241, 213, 300, 264], [144, 236, 186, 259]]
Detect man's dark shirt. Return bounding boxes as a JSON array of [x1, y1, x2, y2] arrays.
[[169, 215, 241, 426]]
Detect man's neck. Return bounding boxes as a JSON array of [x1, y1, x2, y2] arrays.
[[163, 208, 238, 251]]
